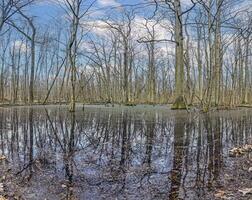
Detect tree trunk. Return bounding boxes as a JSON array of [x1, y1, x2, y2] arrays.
[[197, 24, 203, 101], [214, 0, 222, 106], [243, 37, 250, 104], [123, 39, 129, 103], [172, 0, 186, 109]]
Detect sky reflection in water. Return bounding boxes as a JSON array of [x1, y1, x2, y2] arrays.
[[0, 105, 251, 200]]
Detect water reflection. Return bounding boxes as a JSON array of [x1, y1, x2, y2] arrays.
[[0, 106, 251, 199]]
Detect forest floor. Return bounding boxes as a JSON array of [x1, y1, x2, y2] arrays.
[[207, 145, 252, 200]]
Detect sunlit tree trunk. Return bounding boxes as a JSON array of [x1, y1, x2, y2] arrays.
[[243, 37, 250, 104], [172, 0, 186, 109], [214, 0, 222, 106]]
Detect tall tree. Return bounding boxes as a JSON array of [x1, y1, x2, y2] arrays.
[[60, 0, 95, 112], [104, 10, 135, 104], [8, 9, 36, 103], [164, 0, 198, 109]]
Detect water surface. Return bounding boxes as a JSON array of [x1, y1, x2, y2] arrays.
[[0, 105, 251, 199]]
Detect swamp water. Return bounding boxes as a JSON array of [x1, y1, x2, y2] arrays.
[[0, 105, 251, 200]]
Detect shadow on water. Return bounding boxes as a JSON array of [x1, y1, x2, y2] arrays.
[[0, 105, 251, 199]]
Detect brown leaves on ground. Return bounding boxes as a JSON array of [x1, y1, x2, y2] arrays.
[[0, 156, 6, 161], [214, 190, 236, 200], [214, 188, 252, 199], [0, 183, 3, 193], [0, 183, 6, 200], [229, 144, 252, 157], [214, 190, 227, 199], [238, 188, 252, 196], [0, 195, 7, 200]]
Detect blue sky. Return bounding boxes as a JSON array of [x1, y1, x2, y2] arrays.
[[28, 0, 145, 25], [15, 0, 252, 26]]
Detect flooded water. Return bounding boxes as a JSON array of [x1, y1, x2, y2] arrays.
[[0, 105, 251, 200]]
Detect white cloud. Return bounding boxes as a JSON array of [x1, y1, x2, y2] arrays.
[[40, 0, 80, 6], [11, 40, 29, 53], [37, 0, 60, 5], [98, 0, 120, 7], [83, 20, 111, 37], [133, 15, 173, 42]]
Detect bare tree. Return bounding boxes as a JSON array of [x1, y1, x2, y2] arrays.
[[0, 0, 34, 32], [8, 9, 36, 103], [59, 0, 95, 112], [104, 10, 135, 104]]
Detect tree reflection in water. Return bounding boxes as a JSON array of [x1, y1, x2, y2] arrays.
[[0, 106, 251, 199]]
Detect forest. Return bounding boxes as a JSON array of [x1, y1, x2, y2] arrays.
[[0, 0, 251, 111], [0, 0, 252, 200]]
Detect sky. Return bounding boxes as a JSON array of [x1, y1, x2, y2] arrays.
[[12, 0, 252, 27], [11, 0, 252, 57], [28, 0, 145, 25], [6, 0, 252, 79]]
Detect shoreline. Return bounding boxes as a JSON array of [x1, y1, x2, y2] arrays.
[[1, 102, 252, 111]]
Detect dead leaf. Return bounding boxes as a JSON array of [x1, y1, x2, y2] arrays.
[[248, 167, 252, 172], [0, 156, 6, 161], [229, 144, 252, 157], [243, 144, 252, 151], [238, 188, 252, 196], [214, 190, 227, 199], [0, 195, 7, 200], [0, 183, 3, 193]]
